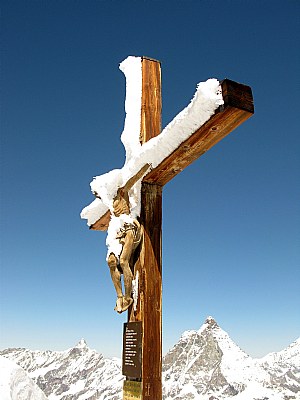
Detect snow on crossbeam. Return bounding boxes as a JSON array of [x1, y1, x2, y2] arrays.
[[81, 57, 254, 231], [144, 79, 254, 186]]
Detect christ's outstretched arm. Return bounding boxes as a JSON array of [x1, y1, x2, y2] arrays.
[[123, 163, 151, 193]]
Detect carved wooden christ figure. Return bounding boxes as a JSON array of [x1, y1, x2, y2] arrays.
[[81, 56, 227, 316], [93, 164, 150, 313]]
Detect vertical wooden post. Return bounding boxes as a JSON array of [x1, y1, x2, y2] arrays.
[[140, 57, 162, 143], [88, 56, 253, 399], [128, 57, 162, 400]]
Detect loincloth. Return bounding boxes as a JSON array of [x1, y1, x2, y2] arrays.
[[106, 216, 143, 261], [116, 219, 143, 249]]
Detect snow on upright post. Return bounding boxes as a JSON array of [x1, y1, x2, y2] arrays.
[[119, 56, 142, 163], [80, 56, 224, 230]]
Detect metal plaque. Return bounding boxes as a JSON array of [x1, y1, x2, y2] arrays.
[[122, 321, 142, 378], [123, 380, 142, 400]]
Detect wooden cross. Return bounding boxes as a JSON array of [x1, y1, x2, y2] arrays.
[[90, 57, 254, 399]]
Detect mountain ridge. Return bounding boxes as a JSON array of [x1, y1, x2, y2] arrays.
[[1, 317, 299, 400]]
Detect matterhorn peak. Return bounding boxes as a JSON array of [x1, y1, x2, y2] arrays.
[[204, 316, 219, 328], [197, 316, 220, 334], [75, 338, 88, 349]]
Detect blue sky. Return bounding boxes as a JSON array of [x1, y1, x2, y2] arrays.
[[1, 0, 299, 359]]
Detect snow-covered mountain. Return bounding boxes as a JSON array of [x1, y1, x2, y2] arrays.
[[162, 316, 299, 399], [0, 339, 123, 400], [1, 318, 299, 400], [0, 355, 48, 400], [257, 337, 300, 396]]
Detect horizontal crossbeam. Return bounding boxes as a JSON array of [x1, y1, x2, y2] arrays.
[[90, 78, 253, 231], [143, 79, 254, 186]]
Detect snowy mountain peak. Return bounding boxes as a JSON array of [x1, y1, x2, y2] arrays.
[[163, 317, 274, 399], [75, 338, 88, 349], [204, 315, 219, 329]]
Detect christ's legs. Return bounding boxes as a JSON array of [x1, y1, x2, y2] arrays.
[[108, 228, 139, 313], [107, 253, 123, 312], [119, 230, 135, 311]]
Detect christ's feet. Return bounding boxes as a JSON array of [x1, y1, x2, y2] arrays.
[[114, 296, 133, 313], [122, 297, 133, 312], [114, 297, 123, 313]]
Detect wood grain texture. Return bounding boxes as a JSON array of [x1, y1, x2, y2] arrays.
[[140, 57, 162, 144], [140, 183, 162, 399], [128, 58, 163, 400], [90, 210, 110, 231], [129, 183, 162, 399], [143, 79, 254, 186]]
